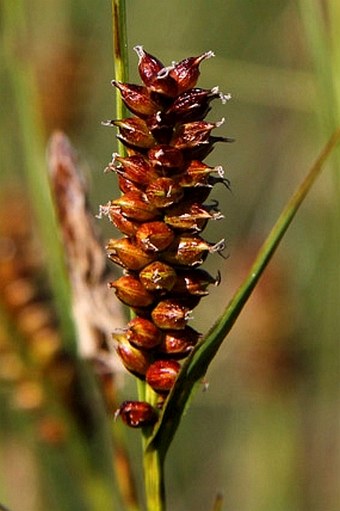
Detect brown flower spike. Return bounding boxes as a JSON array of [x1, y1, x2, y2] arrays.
[[102, 46, 231, 427]]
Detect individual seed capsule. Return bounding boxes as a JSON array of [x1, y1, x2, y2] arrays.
[[139, 261, 177, 292], [109, 275, 155, 307], [164, 202, 223, 231], [151, 299, 193, 330], [106, 238, 156, 270], [126, 317, 162, 350], [162, 235, 224, 267], [134, 46, 177, 97], [148, 145, 184, 171], [103, 204, 140, 237], [117, 176, 141, 194], [135, 221, 175, 253], [134, 45, 165, 87], [159, 326, 201, 358], [179, 160, 224, 188], [171, 269, 220, 296], [163, 87, 223, 124], [145, 177, 184, 208], [116, 400, 158, 428], [172, 119, 224, 150], [112, 81, 159, 118], [169, 51, 215, 94], [109, 117, 155, 149], [111, 191, 160, 222], [146, 359, 181, 393], [113, 333, 152, 378], [110, 153, 160, 188]]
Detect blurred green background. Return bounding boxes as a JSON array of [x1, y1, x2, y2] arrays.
[[1, 1, 340, 511]]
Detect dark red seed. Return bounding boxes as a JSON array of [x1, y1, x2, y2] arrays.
[[163, 87, 221, 124], [151, 299, 193, 330], [112, 81, 159, 118], [171, 269, 219, 296], [104, 117, 155, 150], [118, 176, 141, 194], [159, 326, 201, 358], [106, 238, 156, 270], [116, 400, 158, 428], [172, 120, 224, 150], [135, 221, 175, 253], [111, 191, 160, 222], [146, 359, 181, 393], [111, 153, 160, 187], [100, 202, 140, 237], [109, 275, 155, 307], [179, 160, 223, 188], [164, 203, 223, 231], [162, 235, 225, 267], [113, 333, 152, 378], [127, 317, 162, 350], [134, 46, 165, 87], [139, 261, 177, 292], [170, 51, 215, 94], [145, 177, 184, 208], [148, 145, 184, 171]]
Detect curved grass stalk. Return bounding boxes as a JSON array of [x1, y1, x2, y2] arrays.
[[149, 127, 340, 460], [112, 0, 129, 155]]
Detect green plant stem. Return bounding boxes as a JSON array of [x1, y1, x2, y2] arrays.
[[143, 446, 166, 511], [112, 0, 128, 156], [149, 127, 340, 459]]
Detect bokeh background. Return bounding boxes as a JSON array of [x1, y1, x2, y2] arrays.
[[1, 1, 340, 511]]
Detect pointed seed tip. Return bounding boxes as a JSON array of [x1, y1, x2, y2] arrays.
[[202, 50, 215, 61], [215, 117, 225, 128], [133, 45, 144, 55]]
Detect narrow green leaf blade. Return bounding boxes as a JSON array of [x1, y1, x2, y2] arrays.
[[149, 128, 340, 458]]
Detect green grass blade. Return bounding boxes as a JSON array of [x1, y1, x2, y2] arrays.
[[2, 0, 75, 350], [112, 0, 129, 156], [148, 128, 340, 458]]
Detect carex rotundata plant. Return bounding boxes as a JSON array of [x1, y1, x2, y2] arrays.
[[101, 46, 232, 427]]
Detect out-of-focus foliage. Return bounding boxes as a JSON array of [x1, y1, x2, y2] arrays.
[[1, 1, 339, 511]]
